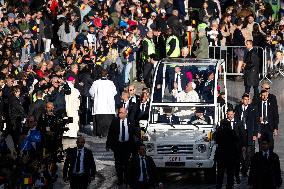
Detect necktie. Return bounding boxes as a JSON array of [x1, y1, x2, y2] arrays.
[[263, 101, 267, 122], [123, 102, 126, 108], [142, 103, 145, 112], [141, 157, 148, 181], [76, 150, 81, 173], [264, 152, 268, 159], [121, 120, 125, 142], [242, 107, 247, 128]]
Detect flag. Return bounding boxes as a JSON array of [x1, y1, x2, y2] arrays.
[[32, 26, 37, 31], [23, 177, 32, 185], [80, 4, 86, 10]]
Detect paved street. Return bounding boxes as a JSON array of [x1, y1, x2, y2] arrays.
[[55, 78, 284, 189]]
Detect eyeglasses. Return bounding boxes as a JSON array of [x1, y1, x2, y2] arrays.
[[129, 89, 134, 91], [264, 87, 270, 90]]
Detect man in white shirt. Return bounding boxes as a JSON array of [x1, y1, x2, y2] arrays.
[[89, 69, 117, 137]]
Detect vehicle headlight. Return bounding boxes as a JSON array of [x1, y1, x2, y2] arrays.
[[146, 143, 155, 152], [197, 144, 207, 153]]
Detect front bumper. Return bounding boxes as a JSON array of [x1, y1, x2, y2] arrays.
[[152, 158, 215, 169]]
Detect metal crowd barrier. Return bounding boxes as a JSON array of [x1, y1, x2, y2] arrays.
[[208, 46, 270, 82]]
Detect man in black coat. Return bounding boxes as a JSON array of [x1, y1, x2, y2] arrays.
[[257, 90, 279, 151], [235, 93, 259, 177], [243, 40, 260, 98], [135, 92, 150, 126], [28, 90, 46, 121], [63, 136, 96, 189], [248, 137, 282, 189], [215, 120, 239, 189], [106, 107, 140, 186], [127, 143, 164, 189], [224, 108, 245, 184]]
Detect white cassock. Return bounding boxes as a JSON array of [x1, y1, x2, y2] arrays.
[[89, 79, 117, 115], [63, 81, 81, 138]]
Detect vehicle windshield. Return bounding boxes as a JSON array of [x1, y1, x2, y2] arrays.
[[152, 61, 218, 103], [149, 105, 215, 126]]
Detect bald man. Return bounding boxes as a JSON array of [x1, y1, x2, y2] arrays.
[[63, 136, 96, 189], [106, 107, 140, 186]]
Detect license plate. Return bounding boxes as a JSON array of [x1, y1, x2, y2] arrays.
[[164, 156, 185, 162]]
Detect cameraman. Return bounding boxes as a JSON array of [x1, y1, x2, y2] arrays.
[[38, 102, 62, 157]]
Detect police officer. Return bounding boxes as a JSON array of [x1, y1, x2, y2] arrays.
[[166, 27, 180, 58]]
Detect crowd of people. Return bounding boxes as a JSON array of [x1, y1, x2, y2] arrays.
[[0, 0, 283, 188]]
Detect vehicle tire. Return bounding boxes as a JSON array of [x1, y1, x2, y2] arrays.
[[204, 163, 216, 184]]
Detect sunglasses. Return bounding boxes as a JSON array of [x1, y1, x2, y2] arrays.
[[129, 89, 134, 91]]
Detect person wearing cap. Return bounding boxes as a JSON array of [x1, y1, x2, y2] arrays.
[[172, 81, 199, 102], [156, 9, 167, 32], [189, 107, 211, 124], [166, 27, 180, 58], [248, 136, 282, 189], [7, 13, 17, 28], [63, 76, 80, 138], [138, 16, 148, 38]]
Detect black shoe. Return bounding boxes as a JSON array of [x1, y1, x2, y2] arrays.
[[236, 176, 241, 184]]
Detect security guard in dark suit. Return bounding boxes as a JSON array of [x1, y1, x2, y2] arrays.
[[127, 143, 164, 189], [225, 108, 245, 184], [63, 136, 96, 189], [215, 119, 240, 189]]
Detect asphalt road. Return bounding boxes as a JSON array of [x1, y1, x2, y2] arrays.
[[55, 77, 284, 189]]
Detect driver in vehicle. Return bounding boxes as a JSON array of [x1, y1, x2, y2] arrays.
[[157, 107, 180, 124], [189, 107, 211, 124]]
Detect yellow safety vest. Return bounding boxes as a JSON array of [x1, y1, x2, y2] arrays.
[[143, 38, 155, 60], [166, 35, 180, 57]]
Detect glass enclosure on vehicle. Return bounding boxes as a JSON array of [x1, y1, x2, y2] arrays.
[[150, 59, 227, 127]]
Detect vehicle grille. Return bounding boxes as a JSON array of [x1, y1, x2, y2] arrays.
[[157, 144, 194, 154]]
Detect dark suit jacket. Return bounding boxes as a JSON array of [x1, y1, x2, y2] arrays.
[[235, 104, 259, 145], [248, 151, 282, 189], [215, 120, 239, 162], [63, 147, 96, 179], [157, 114, 180, 124], [119, 100, 139, 123], [8, 96, 26, 125], [135, 101, 150, 122], [127, 155, 160, 188], [244, 48, 260, 87], [221, 119, 245, 151], [28, 99, 46, 121], [257, 99, 279, 131], [167, 71, 188, 92], [106, 117, 139, 152]]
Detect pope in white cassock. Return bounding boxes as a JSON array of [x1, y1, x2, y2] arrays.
[[63, 76, 81, 138]]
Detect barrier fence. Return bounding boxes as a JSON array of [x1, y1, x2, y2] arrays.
[[208, 46, 271, 82]]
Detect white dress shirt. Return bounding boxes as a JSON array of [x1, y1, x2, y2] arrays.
[[227, 118, 234, 129], [174, 73, 182, 92], [241, 105, 248, 130], [119, 118, 129, 142], [73, 148, 85, 174], [261, 100, 268, 124]]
